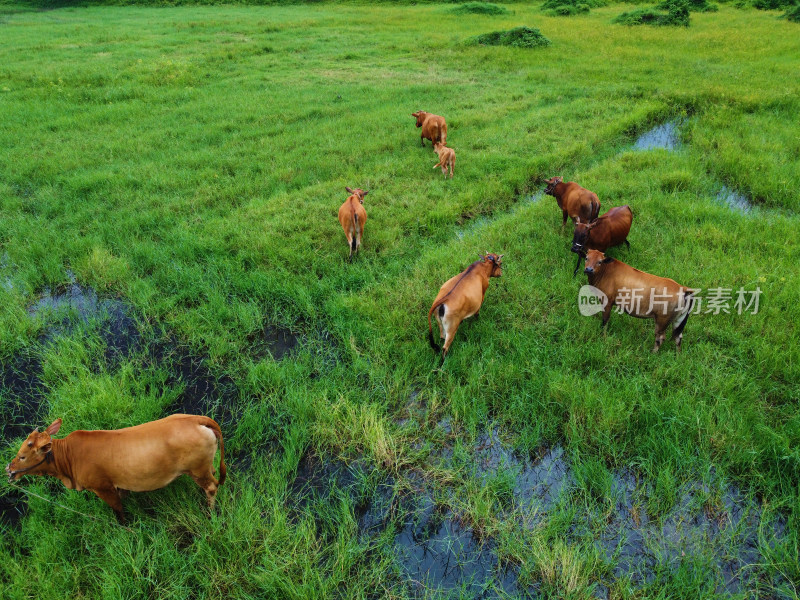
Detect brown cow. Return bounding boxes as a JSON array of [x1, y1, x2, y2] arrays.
[[411, 111, 447, 147], [544, 176, 600, 229], [433, 142, 455, 179], [5, 414, 226, 523], [571, 205, 633, 276], [428, 253, 503, 362], [582, 249, 696, 352], [338, 186, 368, 262]]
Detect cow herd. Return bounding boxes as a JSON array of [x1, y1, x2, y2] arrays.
[[5, 109, 698, 523]]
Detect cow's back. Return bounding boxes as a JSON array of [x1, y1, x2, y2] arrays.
[[68, 415, 220, 493]]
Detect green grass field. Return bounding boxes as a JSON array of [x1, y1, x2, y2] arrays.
[[1, 2, 798, 598]]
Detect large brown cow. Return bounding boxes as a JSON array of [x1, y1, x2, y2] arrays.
[[571, 205, 633, 276], [411, 111, 447, 147], [582, 249, 696, 352], [5, 414, 226, 523], [544, 176, 600, 229], [338, 186, 368, 262], [428, 253, 503, 362]]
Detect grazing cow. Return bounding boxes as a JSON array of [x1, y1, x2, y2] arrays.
[[411, 111, 447, 147], [338, 186, 368, 262], [5, 414, 226, 523], [571, 205, 634, 276], [428, 253, 503, 362], [544, 176, 600, 229], [582, 249, 696, 352], [433, 142, 456, 179]]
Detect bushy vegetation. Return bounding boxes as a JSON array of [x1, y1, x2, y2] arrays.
[[541, 0, 607, 16], [613, 0, 691, 25], [1, 2, 798, 598], [450, 1, 509, 15], [783, 1, 800, 19], [658, 0, 718, 11], [469, 25, 551, 47]]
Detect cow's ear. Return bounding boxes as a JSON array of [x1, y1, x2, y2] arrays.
[[38, 441, 53, 455], [362, 190, 368, 196], [45, 419, 62, 436], [345, 187, 353, 194], [601, 256, 614, 264]]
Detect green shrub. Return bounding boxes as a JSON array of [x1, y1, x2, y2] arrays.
[[541, 0, 592, 16], [470, 26, 551, 47], [613, 0, 690, 26], [450, 2, 510, 15], [752, 0, 795, 9], [657, 0, 718, 10], [783, 1, 800, 20]]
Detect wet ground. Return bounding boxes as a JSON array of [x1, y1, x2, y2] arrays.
[[289, 427, 789, 598], [716, 185, 753, 213], [634, 120, 681, 151]]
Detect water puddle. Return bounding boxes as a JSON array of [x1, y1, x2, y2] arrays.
[[634, 120, 681, 151], [0, 350, 46, 442], [584, 475, 786, 594], [0, 489, 27, 530], [716, 185, 753, 213], [159, 347, 240, 430], [395, 491, 519, 598], [28, 275, 141, 360], [250, 322, 299, 361]]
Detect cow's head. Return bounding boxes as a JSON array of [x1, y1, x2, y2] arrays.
[[345, 187, 368, 203], [544, 176, 563, 196], [411, 111, 426, 128], [583, 249, 613, 276], [6, 419, 61, 482], [480, 252, 504, 277], [571, 218, 597, 255]]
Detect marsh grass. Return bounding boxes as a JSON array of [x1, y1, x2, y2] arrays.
[[0, 2, 798, 598], [450, 1, 510, 15]]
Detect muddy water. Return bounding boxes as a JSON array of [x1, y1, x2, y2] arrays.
[[634, 121, 681, 151], [250, 322, 299, 361]]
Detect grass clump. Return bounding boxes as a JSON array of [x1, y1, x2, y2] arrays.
[[450, 2, 509, 15], [784, 2, 800, 21], [613, 0, 690, 25], [658, 0, 718, 11], [470, 26, 551, 48], [541, 0, 606, 16]]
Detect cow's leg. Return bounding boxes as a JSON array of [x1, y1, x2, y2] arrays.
[[93, 487, 126, 524], [421, 135, 425, 147], [653, 320, 668, 353], [347, 234, 354, 262], [189, 469, 220, 511], [601, 304, 612, 334], [561, 211, 568, 229], [441, 315, 462, 360]]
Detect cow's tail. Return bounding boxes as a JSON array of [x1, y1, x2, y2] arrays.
[[428, 302, 444, 353], [204, 418, 226, 485], [672, 289, 695, 340], [591, 198, 600, 221]]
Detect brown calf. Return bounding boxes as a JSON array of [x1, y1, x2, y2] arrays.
[[583, 249, 696, 352], [428, 253, 503, 362], [571, 205, 633, 276], [412, 111, 447, 147], [6, 414, 226, 523], [544, 176, 601, 229], [433, 142, 455, 179], [338, 186, 368, 262]]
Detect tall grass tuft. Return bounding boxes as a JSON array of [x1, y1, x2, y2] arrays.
[[469, 25, 551, 47], [450, 2, 509, 15], [613, 0, 691, 25]]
